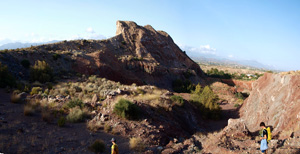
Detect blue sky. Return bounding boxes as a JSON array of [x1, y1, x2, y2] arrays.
[[1, 0, 299, 71]]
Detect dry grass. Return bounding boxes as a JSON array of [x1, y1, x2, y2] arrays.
[[129, 137, 145, 152]]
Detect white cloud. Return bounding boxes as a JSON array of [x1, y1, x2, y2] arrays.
[[228, 54, 234, 58], [179, 44, 217, 55], [86, 27, 95, 33]]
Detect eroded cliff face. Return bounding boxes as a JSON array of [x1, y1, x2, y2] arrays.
[[240, 73, 300, 138]]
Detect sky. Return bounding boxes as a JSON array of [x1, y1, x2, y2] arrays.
[[1, 0, 300, 71]]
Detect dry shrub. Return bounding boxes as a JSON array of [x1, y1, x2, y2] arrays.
[[11, 93, 22, 104], [42, 109, 53, 123], [24, 104, 36, 116], [88, 139, 106, 153], [104, 123, 112, 133], [66, 106, 89, 123], [129, 137, 145, 152], [87, 121, 102, 132]]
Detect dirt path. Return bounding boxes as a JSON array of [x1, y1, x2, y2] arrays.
[[0, 89, 131, 154]]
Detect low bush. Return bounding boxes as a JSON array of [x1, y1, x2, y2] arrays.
[[52, 53, 61, 61], [0, 62, 16, 88], [20, 59, 30, 69], [67, 99, 84, 109], [30, 60, 53, 83], [113, 99, 141, 120], [57, 116, 66, 127], [30, 87, 43, 95], [66, 106, 88, 123], [11, 93, 21, 104], [88, 139, 106, 153], [170, 95, 184, 106], [129, 137, 145, 152]]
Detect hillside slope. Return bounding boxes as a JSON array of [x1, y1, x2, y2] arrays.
[[0, 21, 205, 89]]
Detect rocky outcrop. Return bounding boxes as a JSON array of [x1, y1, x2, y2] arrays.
[[240, 73, 300, 139], [75, 20, 205, 88]]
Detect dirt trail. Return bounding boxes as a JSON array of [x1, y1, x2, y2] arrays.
[[0, 89, 131, 154]]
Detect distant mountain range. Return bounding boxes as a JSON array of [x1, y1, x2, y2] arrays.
[[0, 40, 60, 50]]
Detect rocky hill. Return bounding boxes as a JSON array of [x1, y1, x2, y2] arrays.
[[0, 21, 205, 89]]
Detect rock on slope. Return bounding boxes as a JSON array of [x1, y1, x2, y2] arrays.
[[0, 21, 205, 89], [240, 72, 300, 138]]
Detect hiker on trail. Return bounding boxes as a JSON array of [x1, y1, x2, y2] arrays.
[[259, 122, 268, 154], [111, 138, 119, 154]]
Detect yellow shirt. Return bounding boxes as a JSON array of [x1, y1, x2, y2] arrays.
[[111, 143, 119, 154]]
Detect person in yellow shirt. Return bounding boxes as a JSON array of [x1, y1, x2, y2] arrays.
[[111, 138, 119, 154]]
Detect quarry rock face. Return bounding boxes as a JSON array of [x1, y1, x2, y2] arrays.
[[240, 73, 300, 139], [75, 20, 205, 88]]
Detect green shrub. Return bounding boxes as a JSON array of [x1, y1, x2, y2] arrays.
[[191, 86, 221, 120], [0, 62, 16, 88], [113, 99, 141, 120], [170, 95, 184, 106], [67, 99, 84, 109], [172, 79, 195, 93], [30, 60, 53, 83], [66, 106, 87, 123], [30, 87, 43, 95], [235, 92, 245, 100], [88, 139, 106, 153], [57, 116, 66, 127], [234, 104, 240, 108], [20, 59, 30, 68], [52, 53, 61, 61]]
